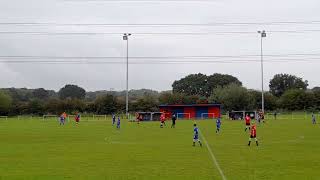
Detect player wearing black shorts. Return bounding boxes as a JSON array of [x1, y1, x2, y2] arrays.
[[171, 114, 177, 128]]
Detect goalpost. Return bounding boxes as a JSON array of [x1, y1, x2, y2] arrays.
[[176, 113, 191, 120], [228, 111, 245, 120], [0, 116, 8, 120], [201, 113, 215, 119], [43, 115, 58, 121], [93, 115, 107, 121]]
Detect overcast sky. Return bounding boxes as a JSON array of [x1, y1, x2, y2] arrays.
[[0, 0, 319, 92]]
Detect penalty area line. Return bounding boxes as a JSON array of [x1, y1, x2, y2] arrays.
[[199, 130, 227, 180]]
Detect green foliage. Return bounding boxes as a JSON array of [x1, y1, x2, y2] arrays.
[[312, 87, 320, 92], [61, 98, 86, 114], [44, 98, 63, 114], [313, 90, 320, 110], [158, 92, 200, 105], [94, 95, 118, 114], [28, 99, 45, 115], [209, 83, 254, 111], [33, 88, 50, 100], [280, 89, 315, 110], [131, 95, 159, 112], [207, 73, 242, 88], [86, 89, 160, 102], [0, 91, 12, 115], [250, 90, 278, 110], [172, 73, 242, 97], [269, 74, 308, 97], [5, 88, 33, 102], [58, 84, 86, 100]]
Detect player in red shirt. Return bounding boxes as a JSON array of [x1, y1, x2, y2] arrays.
[[135, 113, 141, 124], [160, 113, 166, 128], [248, 124, 259, 146], [74, 112, 80, 124], [244, 115, 251, 132]]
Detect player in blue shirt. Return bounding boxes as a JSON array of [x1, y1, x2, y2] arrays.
[[59, 115, 65, 125], [112, 114, 116, 126], [216, 117, 221, 133], [116, 116, 121, 129], [193, 124, 202, 147]]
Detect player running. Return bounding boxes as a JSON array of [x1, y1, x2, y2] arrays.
[[171, 114, 177, 128], [116, 116, 121, 129], [62, 112, 67, 120], [248, 123, 259, 146], [244, 115, 251, 132], [160, 113, 166, 128], [256, 112, 261, 125], [75, 112, 80, 124], [59, 114, 65, 125], [138, 114, 142, 124], [112, 114, 116, 126], [259, 110, 265, 123], [136, 113, 142, 124], [216, 117, 221, 133], [193, 124, 202, 147], [312, 113, 316, 124]]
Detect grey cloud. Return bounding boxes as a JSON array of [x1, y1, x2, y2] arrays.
[[0, 0, 319, 91]]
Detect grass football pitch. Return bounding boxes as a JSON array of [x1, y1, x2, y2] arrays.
[[0, 115, 319, 180]]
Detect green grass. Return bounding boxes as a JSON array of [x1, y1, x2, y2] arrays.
[[0, 115, 319, 180]]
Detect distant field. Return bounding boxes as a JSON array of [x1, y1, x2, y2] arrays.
[[0, 114, 319, 180]]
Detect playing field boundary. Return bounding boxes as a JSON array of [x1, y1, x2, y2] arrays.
[[199, 130, 227, 180]]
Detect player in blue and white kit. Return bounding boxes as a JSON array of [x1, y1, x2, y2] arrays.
[[116, 116, 121, 129], [59, 115, 65, 125], [216, 117, 221, 133], [112, 114, 116, 126], [193, 124, 202, 147]]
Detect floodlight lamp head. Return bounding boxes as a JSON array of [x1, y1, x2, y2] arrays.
[[258, 30, 266, 37]]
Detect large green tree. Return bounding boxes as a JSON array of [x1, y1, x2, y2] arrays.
[[131, 95, 159, 112], [313, 89, 320, 110], [172, 73, 242, 97], [44, 98, 63, 114], [58, 84, 86, 100], [269, 74, 308, 97], [94, 95, 118, 114], [158, 92, 199, 105], [279, 89, 315, 110], [0, 91, 12, 115], [207, 73, 242, 88], [27, 99, 44, 115], [209, 83, 254, 111], [33, 88, 50, 100], [250, 90, 278, 110]]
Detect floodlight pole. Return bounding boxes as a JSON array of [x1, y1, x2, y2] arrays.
[[258, 30, 266, 114], [123, 33, 131, 119]]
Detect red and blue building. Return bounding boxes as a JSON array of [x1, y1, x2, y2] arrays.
[[159, 104, 221, 119]]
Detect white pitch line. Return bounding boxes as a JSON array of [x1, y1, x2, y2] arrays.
[[199, 130, 227, 180]]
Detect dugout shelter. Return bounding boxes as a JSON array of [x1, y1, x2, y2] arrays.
[[159, 104, 221, 119], [135, 112, 163, 121], [228, 111, 257, 120]]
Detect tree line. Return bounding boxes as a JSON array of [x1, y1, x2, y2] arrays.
[[0, 73, 319, 116]]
